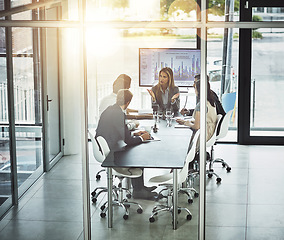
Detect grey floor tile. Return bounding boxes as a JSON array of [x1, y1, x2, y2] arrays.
[[33, 179, 82, 200], [248, 168, 284, 186], [162, 223, 199, 240], [213, 144, 250, 169], [91, 211, 168, 240], [2, 144, 284, 240], [0, 220, 82, 240], [45, 162, 82, 180], [10, 198, 83, 222], [247, 204, 284, 228], [246, 227, 284, 240], [0, 219, 10, 232], [205, 226, 246, 240], [206, 167, 249, 185], [248, 146, 284, 170], [248, 182, 284, 205], [206, 203, 247, 227], [206, 183, 248, 204]]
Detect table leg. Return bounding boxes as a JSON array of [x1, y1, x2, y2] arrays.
[[107, 167, 113, 228], [173, 168, 178, 230]]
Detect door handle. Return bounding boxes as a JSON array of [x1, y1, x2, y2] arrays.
[[47, 95, 52, 111]]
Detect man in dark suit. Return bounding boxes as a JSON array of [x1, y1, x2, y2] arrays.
[[96, 89, 157, 200]]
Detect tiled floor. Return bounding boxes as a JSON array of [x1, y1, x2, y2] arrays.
[[0, 144, 284, 240]]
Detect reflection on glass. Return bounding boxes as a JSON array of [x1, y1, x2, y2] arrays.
[[253, 7, 284, 22], [0, 0, 3, 11], [250, 29, 284, 136], [11, 0, 32, 8], [12, 11, 32, 21], [88, 28, 198, 129], [253, 7, 284, 36], [45, 26, 61, 162], [12, 28, 42, 188], [208, 0, 240, 22], [87, 0, 199, 21], [0, 27, 5, 53], [207, 28, 239, 141], [0, 57, 12, 206]]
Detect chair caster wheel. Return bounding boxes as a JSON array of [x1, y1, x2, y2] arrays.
[[216, 178, 222, 183], [123, 214, 129, 220], [91, 191, 96, 197], [226, 167, 231, 172], [100, 206, 105, 211], [157, 193, 164, 200], [178, 209, 181, 214], [187, 214, 192, 220], [208, 173, 213, 178], [96, 175, 101, 180], [126, 193, 132, 199], [194, 192, 199, 198], [92, 198, 97, 203], [100, 212, 106, 218], [188, 199, 193, 204], [149, 217, 155, 223], [137, 208, 143, 214]]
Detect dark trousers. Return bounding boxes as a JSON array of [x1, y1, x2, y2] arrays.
[[131, 170, 144, 191]]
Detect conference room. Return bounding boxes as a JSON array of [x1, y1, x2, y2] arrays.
[[1, 1, 284, 240]]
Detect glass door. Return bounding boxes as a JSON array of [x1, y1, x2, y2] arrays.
[[239, 0, 284, 144], [0, 34, 12, 212], [43, 7, 62, 167], [250, 7, 284, 138]]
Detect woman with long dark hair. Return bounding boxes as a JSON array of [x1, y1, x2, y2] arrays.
[[176, 75, 218, 148]]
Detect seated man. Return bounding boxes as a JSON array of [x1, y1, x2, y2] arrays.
[[99, 74, 138, 130], [96, 89, 157, 200]]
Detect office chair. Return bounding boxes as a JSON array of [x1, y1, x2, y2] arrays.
[[208, 109, 233, 173], [206, 114, 224, 183], [94, 135, 144, 220], [147, 130, 200, 223], [89, 131, 108, 202], [89, 131, 115, 203]]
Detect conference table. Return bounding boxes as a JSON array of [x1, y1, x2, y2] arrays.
[[101, 118, 192, 230]]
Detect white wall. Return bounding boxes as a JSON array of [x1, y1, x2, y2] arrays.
[[60, 0, 84, 155], [60, 28, 83, 155]]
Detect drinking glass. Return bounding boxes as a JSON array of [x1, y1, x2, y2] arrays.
[[165, 109, 173, 127]]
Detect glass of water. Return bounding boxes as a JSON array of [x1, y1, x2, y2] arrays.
[[165, 109, 173, 127]]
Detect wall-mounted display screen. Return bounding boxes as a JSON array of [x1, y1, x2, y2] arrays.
[[139, 48, 201, 87]]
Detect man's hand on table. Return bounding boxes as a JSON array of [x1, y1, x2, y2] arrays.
[[134, 131, 151, 141]]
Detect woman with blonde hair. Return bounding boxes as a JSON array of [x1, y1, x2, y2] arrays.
[[147, 67, 180, 115]]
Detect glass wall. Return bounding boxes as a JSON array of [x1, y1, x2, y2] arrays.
[[86, 0, 200, 21], [208, 0, 240, 21], [87, 27, 199, 130], [0, 11, 43, 216], [248, 7, 284, 137], [12, 27, 43, 194], [11, 0, 32, 8], [250, 28, 284, 136], [207, 28, 239, 142], [87, 26, 201, 238], [0, 54, 12, 207]]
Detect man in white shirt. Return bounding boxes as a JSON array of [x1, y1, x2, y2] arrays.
[[99, 74, 139, 130]]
